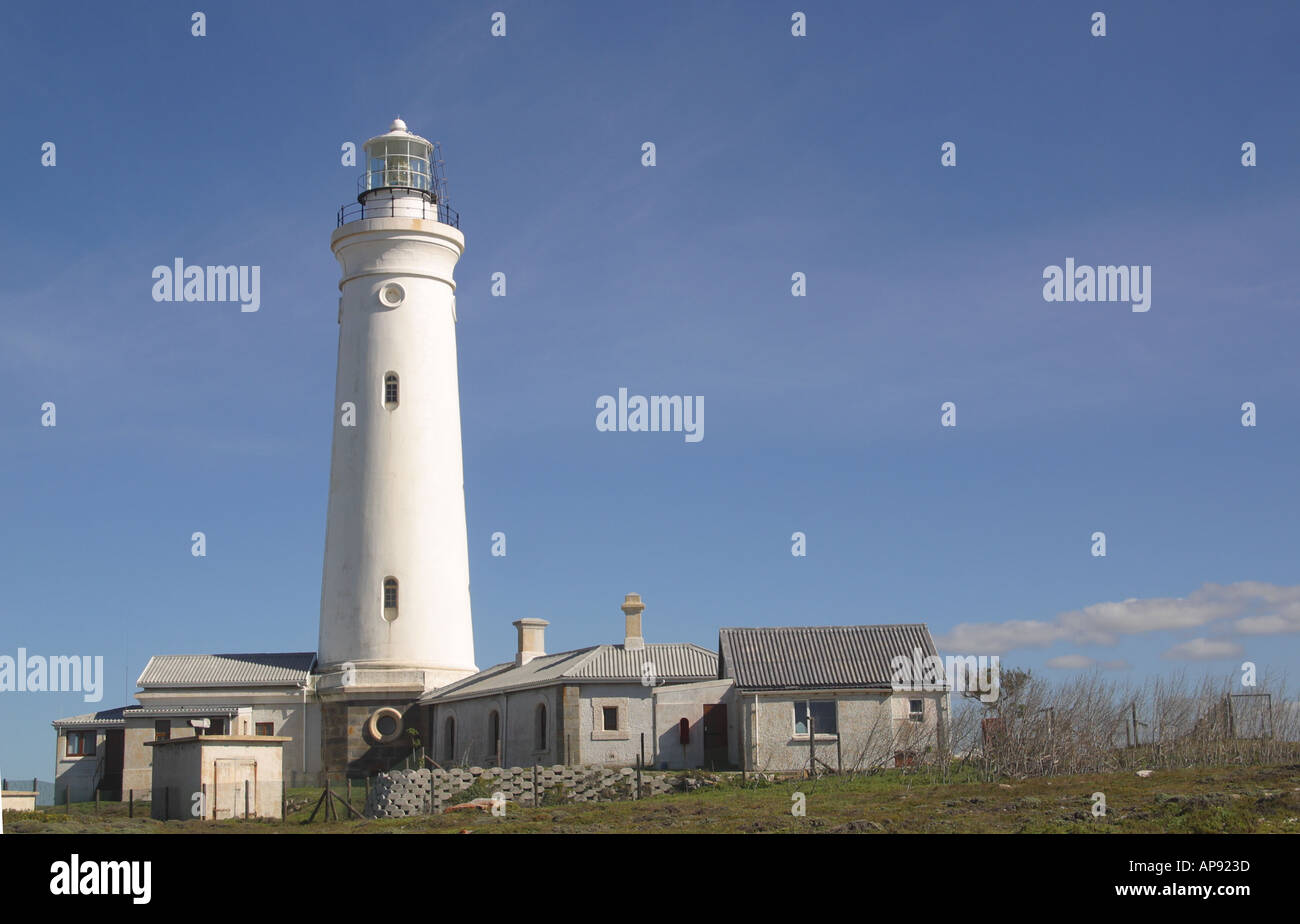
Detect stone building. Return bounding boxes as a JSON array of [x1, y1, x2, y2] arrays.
[[719, 624, 950, 773], [52, 652, 317, 801], [418, 594, 720, 768]]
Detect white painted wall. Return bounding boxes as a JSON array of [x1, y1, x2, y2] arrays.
[[318, 197, 476, 691]]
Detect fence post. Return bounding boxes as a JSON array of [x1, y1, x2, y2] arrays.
[[808, 717, 816, 777], [244, 780, 250, 819], [637, 734, 644, 799], [533, 765, 539, 808], [95, 789, 100, 813], [129, 790, 134, 818]]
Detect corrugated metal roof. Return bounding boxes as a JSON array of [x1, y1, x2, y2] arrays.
[[568, 643, 717, 680], [420, 643, 717, 703], [136, 652, 316, 688], [123, 704, 242, 717], [51, 706, 129, 728], [420, 648, 599, 701], [719, 624, 937, 691]]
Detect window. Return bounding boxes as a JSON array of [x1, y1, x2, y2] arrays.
[[443, 716, 456, 762], [383, 372, 399, 408], [488, 711, 501, 764], [534, 704, 547, 750], [794, 701, 837, 736], [200, 717, 227, 735], [591, 698, 628, 741], [256, 722, 274, 736], [383, 577, 398, 620], [154, 720, 171, 742], [909, 699, 924, 723], [66, 731, 96, 757]]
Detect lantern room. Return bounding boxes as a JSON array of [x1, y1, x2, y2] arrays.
[[360, 118, 434, 200]]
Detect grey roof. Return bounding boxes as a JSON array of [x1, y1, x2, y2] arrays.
[[52, 706, 129, 728], [421, 643, 718, 703], [136, 652, 316, 689], [718, 624, 938, 691], [123, 704, 242, 718]]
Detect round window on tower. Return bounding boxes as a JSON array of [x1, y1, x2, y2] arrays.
[[379, 283, 405, 308]]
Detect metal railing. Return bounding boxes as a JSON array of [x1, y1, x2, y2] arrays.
[[357, 170, 431, 197], [337, 197, 459, 228]]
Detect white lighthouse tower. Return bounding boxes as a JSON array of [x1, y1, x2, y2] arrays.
[[316, 119, 477, 771]]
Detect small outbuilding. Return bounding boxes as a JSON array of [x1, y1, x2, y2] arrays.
[[1, 790, 38, 813], [147, 735, 289, 820]]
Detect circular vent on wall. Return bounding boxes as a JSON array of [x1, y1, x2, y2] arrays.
[[366, 707, 405, 744], [379, 283, 405, 307]]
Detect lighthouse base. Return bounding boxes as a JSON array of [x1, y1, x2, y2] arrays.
[[315, 666, 475, 776], [319, 698, 424, 777]]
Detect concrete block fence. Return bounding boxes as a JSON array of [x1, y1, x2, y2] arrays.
[[364, 764, 679, 818]]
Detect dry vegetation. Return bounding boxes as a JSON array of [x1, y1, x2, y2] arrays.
[[6, 762, 1300, 834]]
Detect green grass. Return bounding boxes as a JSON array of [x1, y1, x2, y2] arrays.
[[7, 763, 1299, 834]]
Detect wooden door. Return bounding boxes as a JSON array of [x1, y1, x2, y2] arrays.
[[702, 703, 728, 769], [213, 758, 257, 819]]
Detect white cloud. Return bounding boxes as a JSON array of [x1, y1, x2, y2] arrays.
[[1045, 654, 1131, 670], [936, 582, 1300, 654], [1045, 654, 1094, 669], [1162, 638, 1244, 661]]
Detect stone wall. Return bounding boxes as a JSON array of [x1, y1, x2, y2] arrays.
[[364, 764, 679, 818]]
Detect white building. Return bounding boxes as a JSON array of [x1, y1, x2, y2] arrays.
[[50, 120, 948, 799]]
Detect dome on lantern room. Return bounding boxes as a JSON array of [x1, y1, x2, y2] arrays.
[[359, 118, 434, 200]]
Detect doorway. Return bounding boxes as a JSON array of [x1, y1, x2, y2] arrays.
[[702, 703, 728, 769]]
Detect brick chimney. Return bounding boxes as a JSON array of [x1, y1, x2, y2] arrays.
[[513, 617, 548, 666], [620, 593, 646, 651]]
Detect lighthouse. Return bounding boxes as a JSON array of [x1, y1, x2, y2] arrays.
[[316, 119, 477, 772]]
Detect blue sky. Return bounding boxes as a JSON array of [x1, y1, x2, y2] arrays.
[[1, 1, 1298, 779]]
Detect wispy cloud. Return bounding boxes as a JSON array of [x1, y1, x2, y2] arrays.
[[938, 582, 1300, 654], [1045, 654, 1130, 670], [1162, 638, 1244, 661]]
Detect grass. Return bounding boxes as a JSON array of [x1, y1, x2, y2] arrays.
[[6, 763, 1299, 834]]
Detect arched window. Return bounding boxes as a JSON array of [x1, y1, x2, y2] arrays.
[[534, 703, 547, 751], [443, 716, 456, 763], [488, 710, 501, 766], [383, 373, 399, 409], [383, 577, 398, 620]]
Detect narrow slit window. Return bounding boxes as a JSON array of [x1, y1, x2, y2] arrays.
[[443, 716, 456, 762], [383, 577, 398, 619], [534, 704, 547, 750], [384, 373, 399, 409]]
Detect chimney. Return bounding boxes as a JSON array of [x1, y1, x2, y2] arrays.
[[621, 593, 646, 651], [513, 618, 548, 666]]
